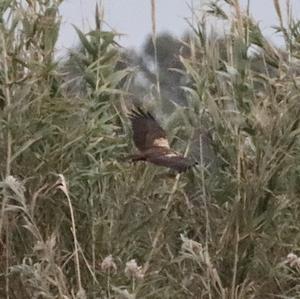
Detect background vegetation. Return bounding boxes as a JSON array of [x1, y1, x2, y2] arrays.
[[1, 0, 300, 298]]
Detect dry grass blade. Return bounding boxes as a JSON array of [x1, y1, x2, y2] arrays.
[[57, 174, 84, 296]]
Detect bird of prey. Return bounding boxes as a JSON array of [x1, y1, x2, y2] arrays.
[[128, 108, 197, 173]]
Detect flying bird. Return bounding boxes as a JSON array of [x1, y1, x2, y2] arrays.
[[128, 108, 197, 173]]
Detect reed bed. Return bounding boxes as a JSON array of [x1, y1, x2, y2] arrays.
[[1, 0, 300, 298]]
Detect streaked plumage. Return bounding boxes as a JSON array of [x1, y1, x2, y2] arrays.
[[128, 108, 197, 173]]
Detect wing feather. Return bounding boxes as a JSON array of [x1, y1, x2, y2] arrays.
[[129, 108, 170, 151], [148, 152, 196, 172]]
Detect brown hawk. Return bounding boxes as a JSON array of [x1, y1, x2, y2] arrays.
[[128, 108, 197, 173]]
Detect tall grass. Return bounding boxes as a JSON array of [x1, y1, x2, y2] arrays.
[[1, 0, 300, 298]]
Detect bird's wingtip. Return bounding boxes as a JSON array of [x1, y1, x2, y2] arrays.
[[128, 106, 154, 120]]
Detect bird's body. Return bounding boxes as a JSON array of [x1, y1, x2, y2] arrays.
[[128, 108, 197, 173]]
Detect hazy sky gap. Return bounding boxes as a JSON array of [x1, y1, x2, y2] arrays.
[[57, 0, 300, 57]]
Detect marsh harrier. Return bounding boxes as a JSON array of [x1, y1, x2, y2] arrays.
[[128, 108, 197, 173]]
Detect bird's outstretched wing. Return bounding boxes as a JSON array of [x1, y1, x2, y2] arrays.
[[147, 151, 197, 173], [129, 107, 170, 151]]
